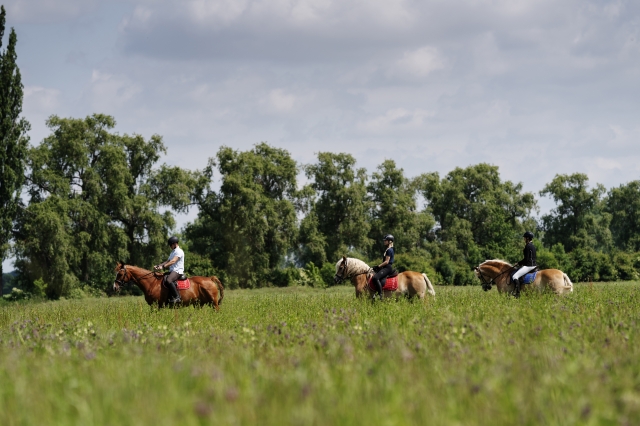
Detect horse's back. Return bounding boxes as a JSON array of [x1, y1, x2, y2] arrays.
[[398, 271, 430, 298], [186, 275, 224, 306], [537, 269, 573, 294]]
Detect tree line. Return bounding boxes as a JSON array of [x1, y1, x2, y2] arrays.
[[2, 7, 640, 298]]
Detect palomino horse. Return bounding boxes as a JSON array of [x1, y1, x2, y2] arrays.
[[112, 262, 224, 309], [474, 259, 573, 295], [334, 256, 436, 300]]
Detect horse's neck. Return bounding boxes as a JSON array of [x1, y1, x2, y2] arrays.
[[129, 266, 160, 294], [348, 258, 370, 276]]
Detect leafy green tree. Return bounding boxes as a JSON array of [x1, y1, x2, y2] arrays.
[[540, 173, 611, 252], [366, 159, 434, 256], [605, 181, 640, 251], [15, 114, 189, 298], [300, 152, 371, 265], [0, 6, 29, 284], [419, 163, 536, 265], [186, 143, 298, 288]]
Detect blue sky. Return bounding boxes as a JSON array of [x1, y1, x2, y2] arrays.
[[3, 0, 640, 269]]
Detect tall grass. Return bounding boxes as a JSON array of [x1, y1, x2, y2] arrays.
[[1, 283, 639, 425]]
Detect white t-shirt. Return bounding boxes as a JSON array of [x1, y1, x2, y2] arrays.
[[168, 247, 185, 274]]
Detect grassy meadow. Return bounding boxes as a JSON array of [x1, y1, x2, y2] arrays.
[[1, 283, 640, 425]]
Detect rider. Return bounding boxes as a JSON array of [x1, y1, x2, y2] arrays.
[[371, 235, 395, 299], [154, 236, 184, 304], [512, 231, 537, 297]]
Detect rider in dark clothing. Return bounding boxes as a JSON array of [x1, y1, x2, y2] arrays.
[[372, 235, 395, 299], [512, 231, 537, 297]]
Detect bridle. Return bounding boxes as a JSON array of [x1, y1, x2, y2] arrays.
[[475, 265, 515, 291], [113, 265, 158, 292]]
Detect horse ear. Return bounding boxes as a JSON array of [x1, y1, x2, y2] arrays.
[[342, 255, 347, 261]]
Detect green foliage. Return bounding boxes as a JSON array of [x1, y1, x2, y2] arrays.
[[300, 152, 371, 265], [0, 6, 30, 282], [419, 163, 536, 266], [186, 143, 298, 288], [367, 160, 434, 257], [15, 115, 190, 298], [540, 173, 612, 252], [606, 181, 640, 251]]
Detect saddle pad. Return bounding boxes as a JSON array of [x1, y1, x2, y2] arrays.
[[177, 279, 191, 290], [522, 271, 537, 285], [367, 276, 399, 292]]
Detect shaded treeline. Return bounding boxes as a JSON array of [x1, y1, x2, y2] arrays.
[[3, 114, 640, 298], [1, 10, 639, 298]]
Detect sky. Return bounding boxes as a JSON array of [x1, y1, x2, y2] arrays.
[[3, 0, 640, 269]]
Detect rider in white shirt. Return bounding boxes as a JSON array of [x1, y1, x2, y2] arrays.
[[154, 236, 184, 304]]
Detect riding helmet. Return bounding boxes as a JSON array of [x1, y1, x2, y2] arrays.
[[167, 236, 179, 246], [383, 234, 394, 242], [523, 231, 534, 240]]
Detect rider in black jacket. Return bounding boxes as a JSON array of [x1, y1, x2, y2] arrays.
[[512, 231, 537, 297], [371, 235, 395, 299]]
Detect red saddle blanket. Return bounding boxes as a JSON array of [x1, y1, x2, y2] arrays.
[[177, 279, 190, 290], [367, 275, 398, 292]]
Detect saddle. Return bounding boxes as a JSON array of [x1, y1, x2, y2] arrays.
[[511, 267, 539, 285], [367, 269, 399, 292], [163, 273, 191, 290]]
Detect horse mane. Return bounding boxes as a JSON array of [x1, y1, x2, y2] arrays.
[[335, 257, 371, 276], [479, 259, 513, 268]]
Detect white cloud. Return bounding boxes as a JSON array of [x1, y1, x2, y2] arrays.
[[390, 47, 445, 79], [24, 86, 61, 112]]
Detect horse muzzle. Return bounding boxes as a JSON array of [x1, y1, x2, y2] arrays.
[[333, 275, 343, 284]]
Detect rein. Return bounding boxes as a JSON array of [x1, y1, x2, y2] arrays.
[[476, 265, 515, 291], [114, 265, 161, 291]]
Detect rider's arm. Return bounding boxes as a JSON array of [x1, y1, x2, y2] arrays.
[[378, 255, 391, 269], [155, 256, 178, 270]]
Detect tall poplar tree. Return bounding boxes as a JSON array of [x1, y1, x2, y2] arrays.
[[0, 6, 30, 285]]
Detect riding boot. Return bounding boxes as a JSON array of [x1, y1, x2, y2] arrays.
[[373, 278, 383, 300], [513, 279, 521, 298], [168, 281, 182, 304]]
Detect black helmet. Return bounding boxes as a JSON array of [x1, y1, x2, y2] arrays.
[[523, 231, 534, 240], [168, 236, 179, 246], [383, 234, 394, 242]]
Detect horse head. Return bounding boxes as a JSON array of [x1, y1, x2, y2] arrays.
[[112, 261, 129, 293], [334, 256, 348, 284], [475, 260, 514, 292]]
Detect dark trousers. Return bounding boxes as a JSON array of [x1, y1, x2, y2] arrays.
[[165, 271, 181, 299], [372, 264, 393, 296]]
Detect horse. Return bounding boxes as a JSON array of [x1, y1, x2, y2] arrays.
[[333, 256, 436, 300], [474, 259, 573, 295], [112, 262, 224, 309]]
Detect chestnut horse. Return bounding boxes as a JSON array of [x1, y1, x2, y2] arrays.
[[334, 256, 436, 300], [112, 262, 224, 309], [474, 259, 573, 295]]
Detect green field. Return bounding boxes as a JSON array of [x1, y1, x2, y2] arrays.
[[1, 283, 639, 425]]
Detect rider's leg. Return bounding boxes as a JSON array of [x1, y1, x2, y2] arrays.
[[372, 265, 393, 299], [511, 266, 535, 297], [166, 271, 181, 303]]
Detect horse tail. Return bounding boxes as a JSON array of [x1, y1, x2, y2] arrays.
[[422, 273, 436, 297], [562, 273, 573, 293], [211, 276, 224, 305]]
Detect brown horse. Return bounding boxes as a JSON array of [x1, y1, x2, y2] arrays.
[[112, 262, 224, 309], [474, 259, 573, 295], [334, 256, 436, 300]]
